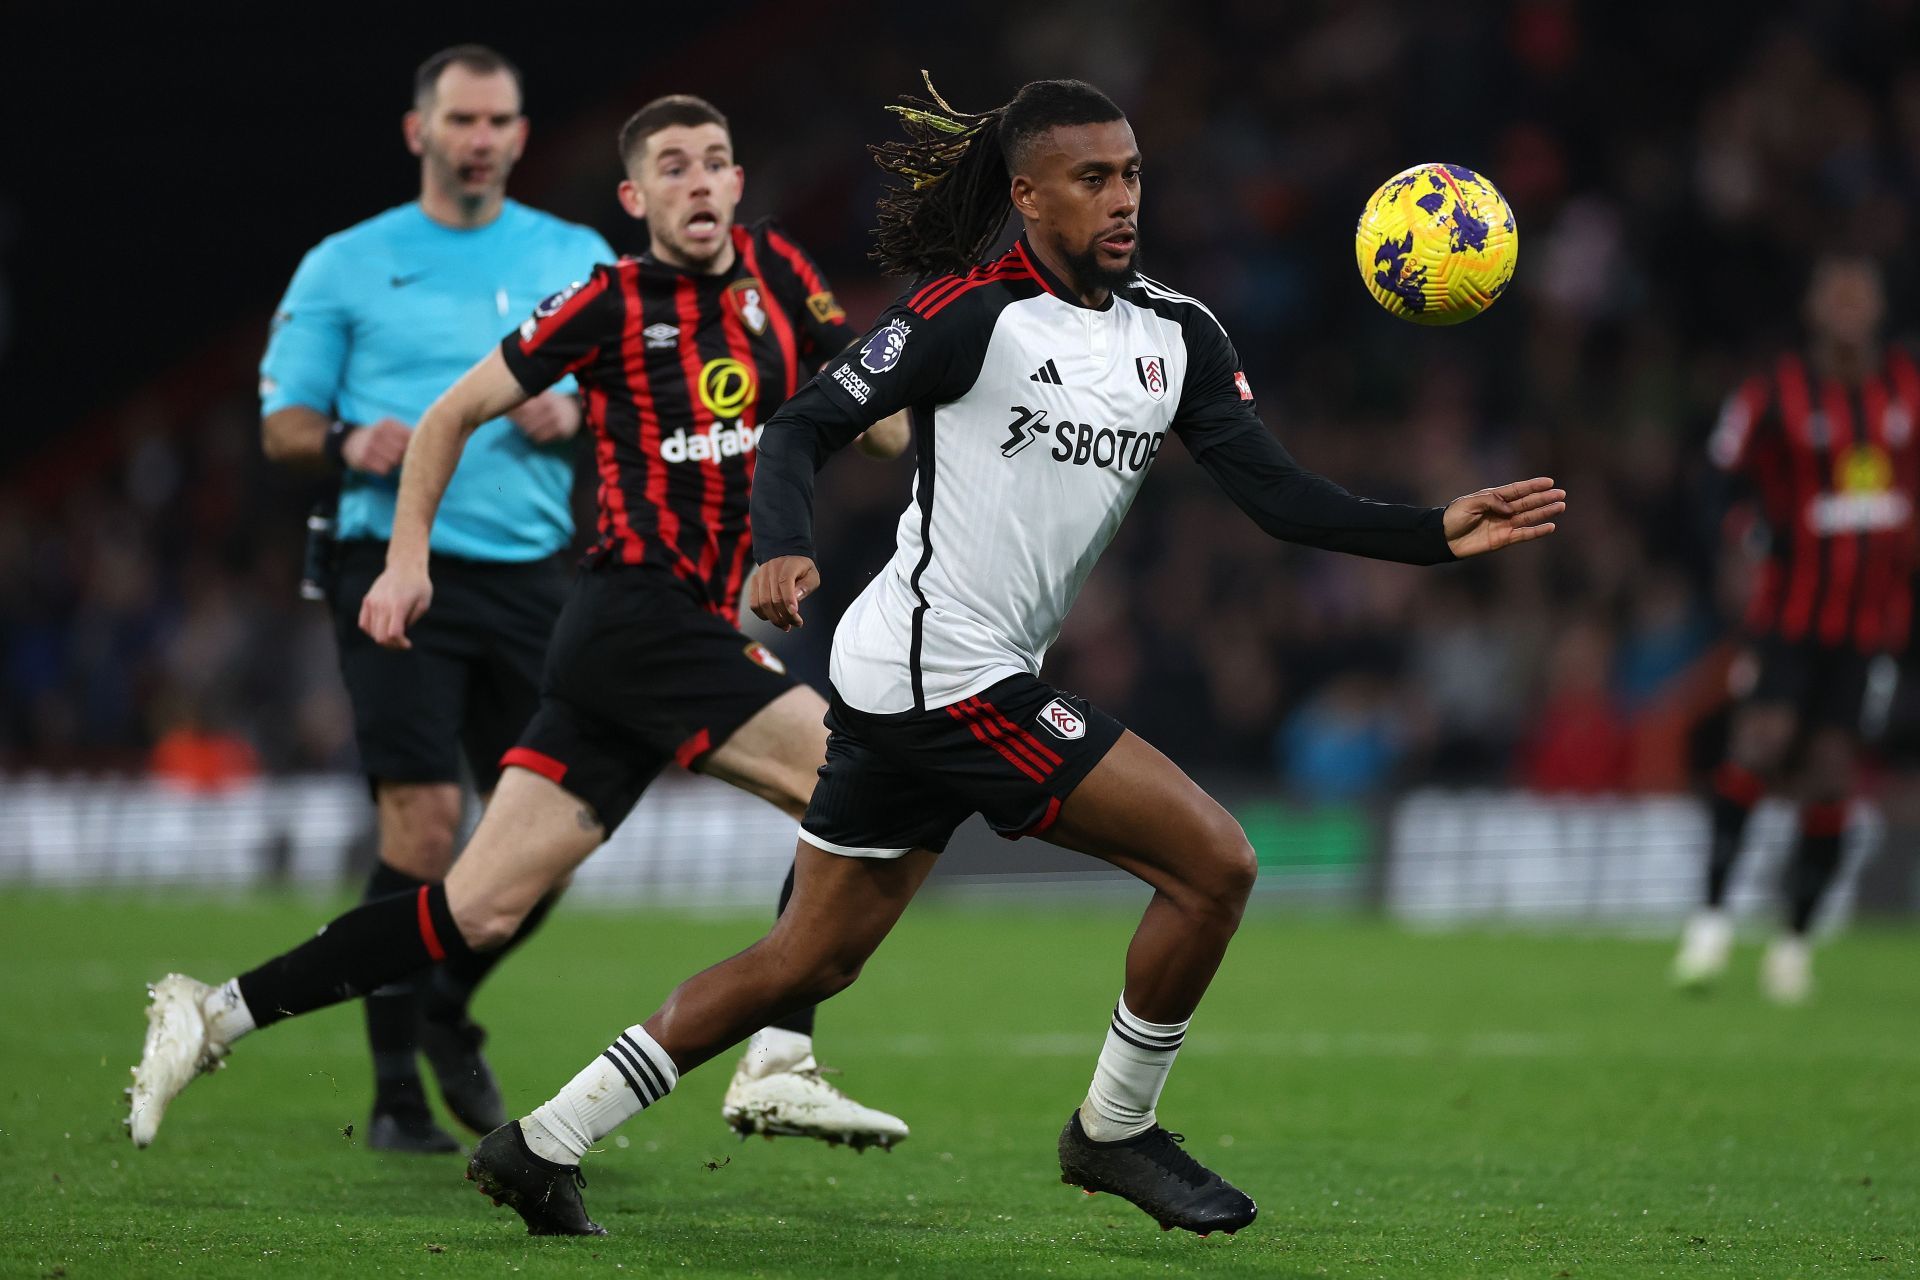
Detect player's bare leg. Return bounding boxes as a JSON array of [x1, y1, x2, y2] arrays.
[[471, 845, 935, 1235], [698, 686, 911, 1148], [1675, 703, 1797, 989], [1040, 731, 1260, 1235]]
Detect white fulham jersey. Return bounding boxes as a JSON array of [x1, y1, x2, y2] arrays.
[[753, 237, 1451, 716]]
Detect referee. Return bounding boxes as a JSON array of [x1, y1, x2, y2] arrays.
[[258, 44, 613, 1153]]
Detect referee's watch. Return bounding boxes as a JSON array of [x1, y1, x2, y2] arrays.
[[322, 419, 353, 471]]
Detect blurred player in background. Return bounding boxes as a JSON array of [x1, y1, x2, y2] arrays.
[[1675, 255, 1920, 1002], [247, 45, 611, 1152], [131, 95, 913, 1154], [461, 76, 1564, 1239]]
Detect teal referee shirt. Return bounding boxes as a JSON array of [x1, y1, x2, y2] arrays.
[[260, 199, 615, 561]]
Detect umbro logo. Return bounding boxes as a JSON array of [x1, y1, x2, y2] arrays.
[[389, 270, 430, 288], [643, 322, 681, 349], [1028, 358, 1063, 385]]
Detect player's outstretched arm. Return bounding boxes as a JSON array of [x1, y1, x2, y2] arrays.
[[1441, 477, 1565, 558], [359, 350, 530, 650]]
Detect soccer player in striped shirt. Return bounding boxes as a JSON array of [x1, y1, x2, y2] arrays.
[[129, 96, 912, 1154], [1674, 255, 1919, 1001]]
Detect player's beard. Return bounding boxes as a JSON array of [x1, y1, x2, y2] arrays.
[[1061, 236, 1141, 296]]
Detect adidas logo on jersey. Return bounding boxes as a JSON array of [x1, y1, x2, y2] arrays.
[[1029, 358, 1064, 385]]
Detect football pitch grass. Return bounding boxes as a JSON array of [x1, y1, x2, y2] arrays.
[[2, 891, 1915, 1278]]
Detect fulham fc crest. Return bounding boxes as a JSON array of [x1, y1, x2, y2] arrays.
[[1135, 355, 1166, 401], [1037, 698, 1086, 740]]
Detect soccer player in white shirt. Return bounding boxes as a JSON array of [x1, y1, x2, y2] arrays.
[[467, 76, 1564, 1239]]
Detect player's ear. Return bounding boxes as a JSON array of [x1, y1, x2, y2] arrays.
[[509, 117, 530, 160], [617, 179, 646, 220], [402, 110, 425, 158], [1011, 174, 1039, 219], [731, 165, 746, 202]]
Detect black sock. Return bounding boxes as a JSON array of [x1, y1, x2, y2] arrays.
[[1786, 803, 1846, 935], [767, 859, 818, 1037], [423, 889, 562, 1024], [1706, 763, 1763, 908], [236, 881, 473, 1032], [359, 864, 432, 1110]]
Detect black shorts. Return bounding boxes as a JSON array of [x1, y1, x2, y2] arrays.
[[799, 674, 1125, 858], [1739, 634, 1892, 734], [506, 566, 799, 830], [330, 540, 567, 791]]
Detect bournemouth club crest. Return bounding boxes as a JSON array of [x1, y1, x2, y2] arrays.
[[726, 279, 770, 336]]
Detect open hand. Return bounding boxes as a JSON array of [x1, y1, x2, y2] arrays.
[[1443, 477, 1565, 558], [749, 556, 821, 632]]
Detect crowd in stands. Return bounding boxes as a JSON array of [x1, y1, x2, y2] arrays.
[[4, 2, 1916, 799]]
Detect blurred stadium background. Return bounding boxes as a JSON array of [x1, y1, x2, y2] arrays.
[[3, 0, 1919, 931]]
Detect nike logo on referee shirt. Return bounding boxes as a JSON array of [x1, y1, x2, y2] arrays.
[[389, 271, 431, 288]]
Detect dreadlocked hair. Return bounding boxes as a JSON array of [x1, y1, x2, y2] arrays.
[[870, 73, 1124, 280], [870, 73, 1010, 280]]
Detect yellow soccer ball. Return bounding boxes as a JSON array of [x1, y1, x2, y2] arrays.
[[1355, 163, 1517, 325]]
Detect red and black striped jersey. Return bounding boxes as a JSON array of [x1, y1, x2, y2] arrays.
[[1709, 345, 1920, 653], [499, 218, 854, 621]]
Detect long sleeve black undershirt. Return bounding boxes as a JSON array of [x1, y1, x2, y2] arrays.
[[1180, 415, 1455, 565]]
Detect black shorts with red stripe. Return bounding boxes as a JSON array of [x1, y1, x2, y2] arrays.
[[502, 564, 798, 830], [799, 675, 1124, 858]]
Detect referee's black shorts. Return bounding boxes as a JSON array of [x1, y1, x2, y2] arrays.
[[329, 539, 567, 793], [503, 565, 800, 831], [799, 674, 1125, 858]]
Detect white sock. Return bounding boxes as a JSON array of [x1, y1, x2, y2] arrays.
[[1079, 995, 1189, 1142], [738, 1027, 814, 1078], [523, 1025, 679, 1165], [202, 978, 256, 1045]]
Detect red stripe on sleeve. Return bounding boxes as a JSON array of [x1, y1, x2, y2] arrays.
[[910, 273, 962, 312], [518, 272, 612, 356], [416, 886, 446, 962], [673, 728, 713, 770], [500, 746, 569, 785]]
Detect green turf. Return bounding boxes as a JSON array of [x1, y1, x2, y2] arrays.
[[2, 890, 1915, 1278]]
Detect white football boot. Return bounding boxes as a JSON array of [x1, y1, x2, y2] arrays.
[[1761, 935, 1813, 1005], [1671, 910, 1734, 989], [721, 1029, 908, 1151], [127, 974, 229, 1147]]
